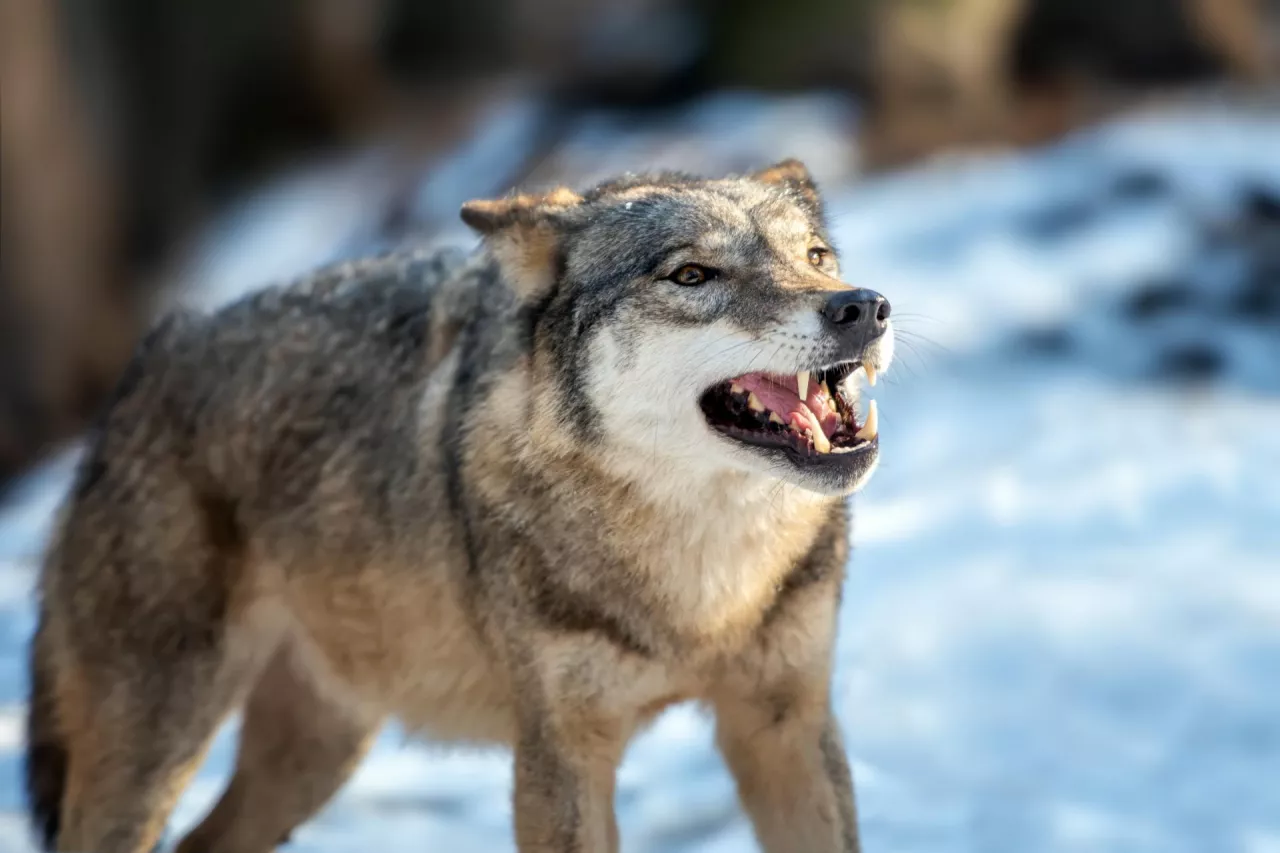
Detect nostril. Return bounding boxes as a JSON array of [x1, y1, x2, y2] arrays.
[[825, 289, 886, 327]]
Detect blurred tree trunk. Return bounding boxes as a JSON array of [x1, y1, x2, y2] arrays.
[[0, 0, 135, 490]]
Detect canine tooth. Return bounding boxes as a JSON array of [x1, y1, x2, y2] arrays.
[[797, 370, 810, 400], [769, 412, 784, 424], [822, 380, 832, 399], [854, 399, 879, 441], [730, 381, 745, 395], [812, 428, 831, 454], [864, 364, 878, 387], [747, 392, 765, 412]]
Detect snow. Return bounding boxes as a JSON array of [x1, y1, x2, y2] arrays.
[[1, 98, 1277, 852]]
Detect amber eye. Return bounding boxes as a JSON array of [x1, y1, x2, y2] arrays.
[[670, 264, 713, 286], [808, 247, 830, 267]]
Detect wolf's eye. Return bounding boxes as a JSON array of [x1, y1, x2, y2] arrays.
[[808, 247, 830, 267], [669, 264, 714, 286]]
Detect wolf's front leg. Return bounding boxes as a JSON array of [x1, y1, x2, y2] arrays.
[[715, 689, 860, 853], [507, 634, 630, 853], [512, 719, 622, 853]]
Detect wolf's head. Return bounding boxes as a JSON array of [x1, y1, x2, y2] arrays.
[[462, 161, 893, 497]]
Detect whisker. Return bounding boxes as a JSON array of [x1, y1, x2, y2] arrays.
[[888, 340, 929, 381], [894, 328, 949, 347]]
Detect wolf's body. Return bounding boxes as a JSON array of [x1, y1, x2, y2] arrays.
[[26, 162, 893, 853]]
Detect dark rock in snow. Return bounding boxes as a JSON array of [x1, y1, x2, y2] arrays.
[[1018, 326, 1074, 355], [1124, 278, 1196, 321], [1110, 168, 1171, 201], [1158, 343, 1226, 380], [1242, 185, 1280, 226]]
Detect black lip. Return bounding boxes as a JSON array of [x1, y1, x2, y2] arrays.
[[710, 421, 878, 472]]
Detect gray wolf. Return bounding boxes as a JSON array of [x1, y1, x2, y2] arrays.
[[26, 159, 893, 852]]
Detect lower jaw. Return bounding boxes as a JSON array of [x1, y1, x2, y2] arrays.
[[774, 441, 881, 496]]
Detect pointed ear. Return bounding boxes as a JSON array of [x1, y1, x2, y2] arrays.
[[751, 159, 823, 214], [460, 187, 583, 299]]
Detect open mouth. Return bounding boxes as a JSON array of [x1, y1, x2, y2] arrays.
[[699, 362, 879, 464]]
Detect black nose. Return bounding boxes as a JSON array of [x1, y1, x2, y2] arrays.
[[823, 288, 891, 333]]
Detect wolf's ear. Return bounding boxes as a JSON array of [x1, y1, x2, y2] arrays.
[[460, 187, 582, 300], [751, 159, 822, 214]]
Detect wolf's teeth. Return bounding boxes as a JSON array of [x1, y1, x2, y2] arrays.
[[822, 380, 832, 399], [730, 381, 745, 395], [812, 428, 831, 454], [769, 412, 784, 424], [854, 399, 879, 441], [864, 364, 878, 387], [747, 392, 765, 412], [797, 370, 810, 400]]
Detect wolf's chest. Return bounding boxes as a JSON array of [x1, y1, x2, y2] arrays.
[[624, 498, 830, 646]]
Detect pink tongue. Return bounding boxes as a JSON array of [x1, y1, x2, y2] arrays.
[[735, 373, 841, 438]]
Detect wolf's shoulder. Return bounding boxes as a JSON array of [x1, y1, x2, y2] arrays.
[[108, 244, 489, 414], [157, 243, 504, 363], [220, 244, 475, 323]]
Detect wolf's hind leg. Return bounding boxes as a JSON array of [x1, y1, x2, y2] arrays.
[[53, 649, 254, 853], [48, 481, 274, 852], [176, 642, 382, 853]]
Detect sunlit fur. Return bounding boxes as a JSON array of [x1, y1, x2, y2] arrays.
[[27, 161, 883, 853]]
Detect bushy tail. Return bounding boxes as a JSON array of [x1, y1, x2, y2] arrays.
[[25, 620, 68, 851]]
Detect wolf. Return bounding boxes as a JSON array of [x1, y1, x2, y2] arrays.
[[25, 159, 893, 853]]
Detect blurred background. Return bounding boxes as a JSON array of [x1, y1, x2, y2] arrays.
[[1, 0, 1278, 850]]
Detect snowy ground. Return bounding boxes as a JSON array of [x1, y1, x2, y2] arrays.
[[1, 97, 1277, 852]]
